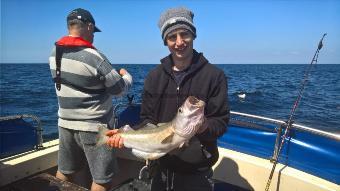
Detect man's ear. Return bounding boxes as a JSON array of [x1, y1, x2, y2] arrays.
[[87, 23, 94, 32]]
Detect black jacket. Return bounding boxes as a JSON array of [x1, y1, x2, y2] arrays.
[[140, 50, 230, 173]]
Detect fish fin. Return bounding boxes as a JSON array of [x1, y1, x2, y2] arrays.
[[117, 125, 134, 133], [178, 140, 190, 148], [141, 123, 158, 130], [132, 149, 166, 160], [160, 132, 174, 144], [96, 124, 109, 146], [179, 142, 185, 148], [157, 122, 168, 127], [178, 140, 189, 148]]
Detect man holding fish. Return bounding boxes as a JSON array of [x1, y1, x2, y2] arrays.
[[105, 7, 230, 191]]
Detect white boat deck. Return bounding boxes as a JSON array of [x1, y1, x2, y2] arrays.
[[1, 139, 339, 191]]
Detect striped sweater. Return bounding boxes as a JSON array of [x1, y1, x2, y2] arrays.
[[49, 36, 132, 132]]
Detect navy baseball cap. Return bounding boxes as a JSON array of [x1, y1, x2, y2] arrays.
[[67, 8, 101, 32]]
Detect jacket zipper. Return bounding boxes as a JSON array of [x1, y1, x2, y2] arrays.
[[176, 86, 180, 109]]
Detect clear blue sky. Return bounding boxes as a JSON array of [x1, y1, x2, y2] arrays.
[[1, 0, 339, 64]]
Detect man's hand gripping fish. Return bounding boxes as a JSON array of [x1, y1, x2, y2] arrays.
[[97, 96, 205, 160]]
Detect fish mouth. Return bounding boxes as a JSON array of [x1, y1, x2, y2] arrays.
[[187, 96, 205, 107]]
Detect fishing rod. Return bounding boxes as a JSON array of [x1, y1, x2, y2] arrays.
[[264, 33, 327, 191]]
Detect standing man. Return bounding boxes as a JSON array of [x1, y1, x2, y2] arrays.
[[49, 8, 132, 191], [107, 7, 229, 191]]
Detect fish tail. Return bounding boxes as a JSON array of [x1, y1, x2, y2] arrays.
[[96, 124, 109, 146]]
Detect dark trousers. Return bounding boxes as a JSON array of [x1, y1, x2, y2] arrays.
[[151, 168, 213, 191]]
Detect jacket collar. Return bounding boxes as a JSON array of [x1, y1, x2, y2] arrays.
[[160, 49, 208, 75], [55, 36, 95, 49]]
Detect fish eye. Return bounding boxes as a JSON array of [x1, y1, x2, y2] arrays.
[[178, 107, 183, 113]]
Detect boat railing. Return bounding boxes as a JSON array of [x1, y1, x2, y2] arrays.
[[113, 102, 339, 142], [230, 111, 340, 141]]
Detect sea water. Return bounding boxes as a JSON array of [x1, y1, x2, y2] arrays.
[[1, 64, 339, 138]]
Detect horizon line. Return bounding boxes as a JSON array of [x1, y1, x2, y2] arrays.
[[1, 63, 339, 65]]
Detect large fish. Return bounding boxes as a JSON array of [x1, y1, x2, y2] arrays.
[[97, 96, 205, 160]]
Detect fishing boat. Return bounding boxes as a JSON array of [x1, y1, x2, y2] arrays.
[[1, 100, 339, 191], [1, 34, 338, 191]]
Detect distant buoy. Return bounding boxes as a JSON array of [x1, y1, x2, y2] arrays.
[[238, 93, 246, 99]]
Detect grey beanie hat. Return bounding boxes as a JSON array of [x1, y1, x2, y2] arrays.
[[158, 7, 196, 45]]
